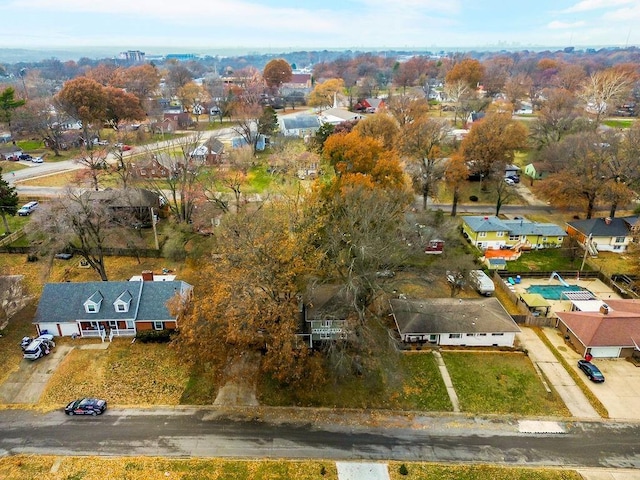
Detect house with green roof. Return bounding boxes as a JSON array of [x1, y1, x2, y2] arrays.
[[33, 279, 192, 340], [462, 216, 566, 251]]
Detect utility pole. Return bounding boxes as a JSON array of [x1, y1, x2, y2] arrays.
[[151, 207, 159, 250]]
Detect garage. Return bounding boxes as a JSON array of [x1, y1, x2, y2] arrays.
[[589, 346, 621, 358], [37, 322, 80, 337]]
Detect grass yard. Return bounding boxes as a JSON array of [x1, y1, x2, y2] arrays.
[[0, 456, 584, 480], [387, 463, 581, 480], [258, 350, 452, 411], [0, 301, 38, 386], [39, 339, 191, 408], [506, 248, 591, 273], [442, 351, 570, 416]]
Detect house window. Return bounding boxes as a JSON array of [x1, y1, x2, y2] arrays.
[[496, 231, 505, 237], [615, 236, 625, 243], [153, 321, 164, 331], [478, 232, 486, 238], [449, 333, 461, 339]]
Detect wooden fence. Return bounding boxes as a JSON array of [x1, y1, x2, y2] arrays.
[[0, 228, 24, 248]]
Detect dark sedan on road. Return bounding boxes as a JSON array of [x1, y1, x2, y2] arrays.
[[65, 398, 107, 416], [578, 359, 605, 383]]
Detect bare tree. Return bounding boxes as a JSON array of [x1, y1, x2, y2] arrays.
[[578, 69, 633, 126], [26, 188, 138, 281], [74, 147, 109, 191], [142, 134, 205, 225]]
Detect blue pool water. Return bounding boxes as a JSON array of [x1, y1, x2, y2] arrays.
[[526, 284, 586, 300]]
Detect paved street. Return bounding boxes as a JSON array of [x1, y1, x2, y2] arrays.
[[0, 407, 639, 469]]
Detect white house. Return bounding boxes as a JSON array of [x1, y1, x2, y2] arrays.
[[390, 297, 520, 347]]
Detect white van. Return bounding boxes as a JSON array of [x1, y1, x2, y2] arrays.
[[469, 270, 495, 296], [23, 334, 55, 360], [17, 201, 38, 216]]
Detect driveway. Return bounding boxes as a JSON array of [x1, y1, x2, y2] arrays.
[[540, 327, 640, 421], [516, 327, 599, 419]]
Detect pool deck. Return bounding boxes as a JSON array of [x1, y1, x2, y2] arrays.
[[511, 276, 621, 318]]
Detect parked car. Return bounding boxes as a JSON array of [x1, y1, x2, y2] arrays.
[[32, 156, 44, 163], [115, 143, 132, 151], [578, 359, 605, 383], [65, 397, 107, 416], [19, 154, 32, 161], [17, 201, 38, 216], [23, 334, 55, 360]]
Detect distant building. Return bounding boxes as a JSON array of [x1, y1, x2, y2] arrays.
[[119, 50, 145, 63]]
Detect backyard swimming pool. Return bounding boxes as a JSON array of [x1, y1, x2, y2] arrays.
[[526, 284, 588, 300]]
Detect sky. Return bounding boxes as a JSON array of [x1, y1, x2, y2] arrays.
[[1, 0, 639, 55]]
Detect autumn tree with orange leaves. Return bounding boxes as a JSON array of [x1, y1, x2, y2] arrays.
[[176, 202, 324, 386]]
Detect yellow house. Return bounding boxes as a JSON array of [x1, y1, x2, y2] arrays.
[[462, 216, 567, 251]]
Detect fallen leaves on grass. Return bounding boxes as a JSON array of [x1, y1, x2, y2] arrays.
[[39, 340, 191, 407]]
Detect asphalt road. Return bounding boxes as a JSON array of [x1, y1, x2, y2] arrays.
[[1, 408, 639, 468]]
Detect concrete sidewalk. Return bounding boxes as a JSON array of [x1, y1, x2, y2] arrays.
[[517, 327, 599, 419]]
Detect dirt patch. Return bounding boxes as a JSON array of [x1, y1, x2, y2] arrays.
[[214, 351, 261, 406]]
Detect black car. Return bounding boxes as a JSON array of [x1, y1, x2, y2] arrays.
[[65, 397, 107, 415], [578, 360, 605, 383]]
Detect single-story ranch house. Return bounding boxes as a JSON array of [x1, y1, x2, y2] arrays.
[[555, 299, 640, 358], [389, 297, 520, 347], [33, 278, 192, 339]]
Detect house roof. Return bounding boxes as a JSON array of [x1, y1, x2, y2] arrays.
[[501, 219, 567, 237], [33, 280, 191, 324], [390, 297, 520, 335], [567, 217, 632, 237], [463, 216, 509, 232], [281, 115, 321, 131], [81, 188, 160, 208], [556, 308, 640, 348]]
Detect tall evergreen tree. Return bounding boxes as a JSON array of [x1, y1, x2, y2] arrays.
[[0, 167, 19, 234]]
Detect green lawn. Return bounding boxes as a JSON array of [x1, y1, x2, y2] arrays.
[[442, 351, 570, 416], [506, 248, 591, 273], [603, 119, 634, 129]]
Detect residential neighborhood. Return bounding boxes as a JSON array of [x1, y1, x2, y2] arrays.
[[2, 35, 640, 479]]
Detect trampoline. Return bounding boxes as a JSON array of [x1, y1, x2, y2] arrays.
[[526, 284, 587, 300]]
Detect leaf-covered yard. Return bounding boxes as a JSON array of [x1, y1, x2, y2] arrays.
[[39, 340, 191, 407]]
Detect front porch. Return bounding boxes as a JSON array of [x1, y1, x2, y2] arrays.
[[78, 320, 136, 342]]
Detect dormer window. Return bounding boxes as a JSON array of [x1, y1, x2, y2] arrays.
[[84, 291, 103, 314], [113, 290, 133, 313]]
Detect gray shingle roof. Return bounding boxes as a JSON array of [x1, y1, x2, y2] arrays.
[[390, 297, 520, 335], [567, 217, 632, 237], [33, 280, 191, 324]]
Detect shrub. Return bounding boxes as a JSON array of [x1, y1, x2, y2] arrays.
[[135, 329, 174, 343]]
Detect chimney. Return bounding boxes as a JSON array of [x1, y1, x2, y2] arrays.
[[141, 270, 154, 282], [600, 303, 609, 315]]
